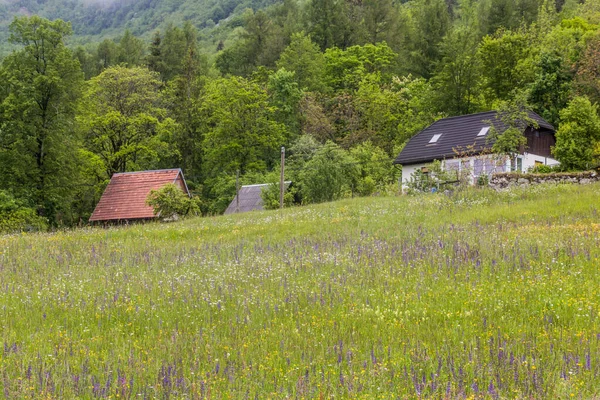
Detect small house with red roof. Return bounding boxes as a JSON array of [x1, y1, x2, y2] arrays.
[[89, 169, 190, 223]]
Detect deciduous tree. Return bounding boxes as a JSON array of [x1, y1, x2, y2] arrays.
[[552, 96, 600, 170], [0, 16, 83, 221], [200, 77, 285, 179], [81, 66, 177, 178]]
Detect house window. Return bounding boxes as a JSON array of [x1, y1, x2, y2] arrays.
[[535, 160, 543, 166], [516, 158, 523, 172], [429, 134, 442, 143], [495, 159, 506, 173], [445, 160, 459, 179], [473, 159, 484, 177], [477, 126, 490, 137], [484, 159, 496, 176], [445, 160, 459, 171], [461, 160, 471, 173]]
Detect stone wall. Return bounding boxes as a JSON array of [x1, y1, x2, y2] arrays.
[[489, 171, 600, 190]]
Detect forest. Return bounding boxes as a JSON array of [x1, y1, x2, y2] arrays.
[[1, 0, 600, 231]]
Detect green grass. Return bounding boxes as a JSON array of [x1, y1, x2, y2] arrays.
[[1, 184, 600, 398]]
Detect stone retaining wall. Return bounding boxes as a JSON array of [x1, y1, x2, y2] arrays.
[[489, 171, 600, 190]]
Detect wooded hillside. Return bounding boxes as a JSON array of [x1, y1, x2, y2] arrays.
[[1, 0, 600, 230]]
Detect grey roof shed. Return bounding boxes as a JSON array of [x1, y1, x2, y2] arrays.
[[224, 182, 292, 214]]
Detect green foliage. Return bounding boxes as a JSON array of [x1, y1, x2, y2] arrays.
[[0, 16, 84, 223], [298, 141, 359, 203], [200, 76, 285, 179], [575, 34, 600, 104], [80, 66, 177, 178], [552, 96, 600, 170], [391, 75, 441, 146], [478, 29, 534, 103], [349, 141, 397, 196], [267, 68, 303, 137], [406, 160, 456, 192], [1, 2, 599, 227], [117, 29, 145, 67], [528, 163, 562, 173], [528, 52, 573, 127], [146, 183, 200, 220], [285, 134, 323, 178], [260, 180, 296, 210], [306, 0, 350, 51], [353, 77, 406, 151], [155, 22, 200, 81], [488, 95, 537, 157], [476, 173, 490, 186], [0, 190, 47, 233], [432, 26, 481, 115], [323, 43, 397, 92], [402, 0, 451, 78], [215, 7, 294, 77], [276, 32, 325, 92]]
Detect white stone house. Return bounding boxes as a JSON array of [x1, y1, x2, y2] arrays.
[[394, 111, 558, 187]]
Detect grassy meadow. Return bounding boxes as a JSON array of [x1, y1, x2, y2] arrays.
[[1, 184, 600, 398]]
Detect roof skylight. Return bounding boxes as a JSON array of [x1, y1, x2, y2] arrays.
[[429, 133, 442, 143], [477, 126, 490, 137]]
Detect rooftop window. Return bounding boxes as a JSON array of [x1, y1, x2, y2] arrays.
[[429, 133, 442, 143], [477, 126, 490, 137]]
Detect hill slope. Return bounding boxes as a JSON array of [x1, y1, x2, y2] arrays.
[[0, 0, 277, 52], [2, 184, 600, 397]]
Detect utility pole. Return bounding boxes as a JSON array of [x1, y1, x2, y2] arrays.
[[236, 169, 240, 213], [280, 146, 285, 210]]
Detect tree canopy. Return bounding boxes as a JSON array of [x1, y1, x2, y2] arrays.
[[1, 0, 600, 227]]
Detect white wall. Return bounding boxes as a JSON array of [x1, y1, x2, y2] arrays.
[[401, 163, 427, 187], [400, 153, 560, 190], [521, 153, 559, 171]]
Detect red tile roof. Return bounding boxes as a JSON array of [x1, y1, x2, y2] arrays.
[[89, 169, 189, 222]]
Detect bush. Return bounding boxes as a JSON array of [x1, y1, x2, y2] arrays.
[[0, 191, 47, 233], [552, 96, 600, 170], [406, 160, 456, 193], [476, 174, 490, 186], [146, 184, 200, 221], [298, 141, 359, 204], [349, 141, 397, 196], [528, 164, 563, 174], [261, 182, 296, 210]]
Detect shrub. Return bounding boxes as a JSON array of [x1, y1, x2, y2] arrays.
[[406, 160, 456, 193], [528, 164, 564, 173], [476, 174, 490, 186], [349, 141, 397, 196], [0, 191, 47, 233], [298, 141, 359, 204], [260, 182, 296, 210], [146, 184, 200, 221], [552, 96, 600, 170]]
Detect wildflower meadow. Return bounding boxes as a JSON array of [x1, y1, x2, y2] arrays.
[[1, 184, 600, 398]]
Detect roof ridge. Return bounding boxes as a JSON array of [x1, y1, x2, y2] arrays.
[[113, 168, 181, 176], [430, 110, 498, 125], [242, 181, 292, 188]]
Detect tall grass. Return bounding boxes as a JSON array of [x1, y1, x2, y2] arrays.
[[1, 184, 600, 398]]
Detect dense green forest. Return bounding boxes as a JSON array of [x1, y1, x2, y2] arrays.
[[1, 0, 600, 231], [0, 0, 278, 54]]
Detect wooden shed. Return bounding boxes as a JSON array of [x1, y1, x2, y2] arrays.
[[89, 169, 190, 223]]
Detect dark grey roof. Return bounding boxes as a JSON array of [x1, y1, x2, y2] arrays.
[[224, 182, 292, 215], [394, 111, 554, 165]]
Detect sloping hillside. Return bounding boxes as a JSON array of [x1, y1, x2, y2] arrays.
[[0, 0, 277, 52], [2, 184, 600, 397]]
